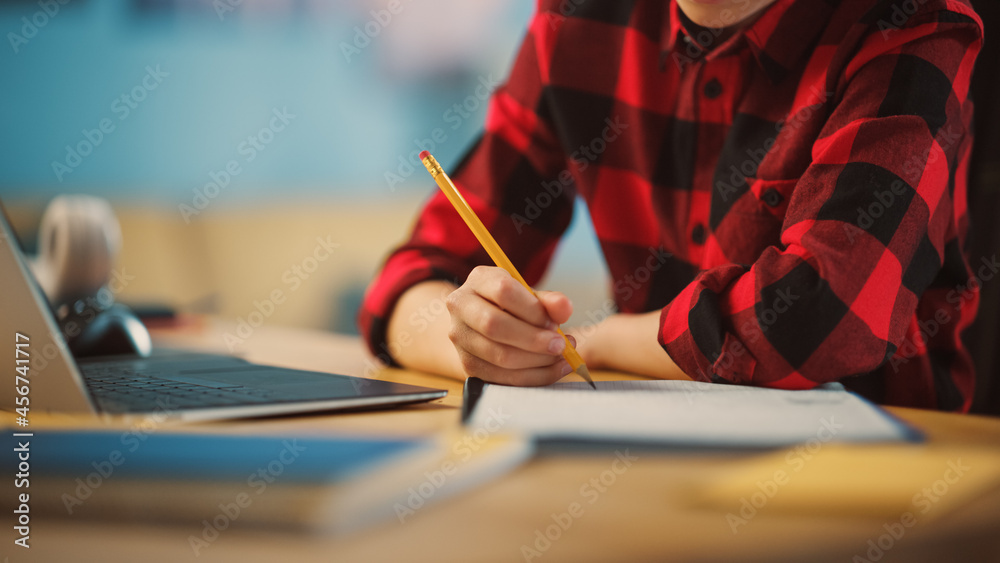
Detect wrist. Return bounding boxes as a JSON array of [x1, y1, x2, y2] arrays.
[[571, 311, 689, 380], [567, 315, 612, 370], [386, 281, 464, 378]]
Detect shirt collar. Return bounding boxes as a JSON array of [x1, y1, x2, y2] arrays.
[[661, 0, 683, 55], [661, 0, 835, 84]]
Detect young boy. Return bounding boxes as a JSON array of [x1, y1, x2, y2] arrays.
[[360, 0, 984, 412]]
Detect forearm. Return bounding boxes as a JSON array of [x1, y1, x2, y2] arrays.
[[572, 311, 691, 381], [386, 282, 690, 382], [385, 280, 465, 380]]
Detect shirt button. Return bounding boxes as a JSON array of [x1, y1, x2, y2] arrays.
[[704, 78, 722, 99], [691, 223, 707, 245], [763, 188, 783, 207]]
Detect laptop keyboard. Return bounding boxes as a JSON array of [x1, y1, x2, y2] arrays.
[[82, 364, 276, 413]]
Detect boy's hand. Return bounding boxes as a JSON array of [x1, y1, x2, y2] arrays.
[[446, 266, 576, 386]]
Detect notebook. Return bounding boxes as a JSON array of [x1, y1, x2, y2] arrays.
[[461, 378, 921, 448]]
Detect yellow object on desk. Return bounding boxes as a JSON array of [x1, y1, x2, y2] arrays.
[[418, 150, 594, 389], [688, 444, 1000, 521]]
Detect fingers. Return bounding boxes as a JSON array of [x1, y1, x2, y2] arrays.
[[452, 322, 563, 369], [446, 266, 580, 386], [448, 290, 564, 354], [467, 266, 552, 328], [455, 350, 572, 387]]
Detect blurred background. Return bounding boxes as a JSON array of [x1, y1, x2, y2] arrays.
[[0, 0, 609, 341]]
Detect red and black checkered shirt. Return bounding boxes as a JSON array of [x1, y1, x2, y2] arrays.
[[360, 0, 984, 411]]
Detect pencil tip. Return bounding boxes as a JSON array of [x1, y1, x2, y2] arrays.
[[576, 365, 596, 389]]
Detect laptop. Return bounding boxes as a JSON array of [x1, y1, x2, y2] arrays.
[[0, 204, 446, 422]]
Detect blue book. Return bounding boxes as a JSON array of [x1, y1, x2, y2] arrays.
[[12, 431, 423, 482], [5, 429, 531, 541]]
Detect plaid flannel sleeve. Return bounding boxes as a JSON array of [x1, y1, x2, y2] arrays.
[[358, 10, 573, 363], [660, 6, 983, 388]]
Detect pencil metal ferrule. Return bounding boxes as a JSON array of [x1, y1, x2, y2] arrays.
[[420, 155, 443, 179]]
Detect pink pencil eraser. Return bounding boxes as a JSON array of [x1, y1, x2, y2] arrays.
[[419, 150, 430, 160]]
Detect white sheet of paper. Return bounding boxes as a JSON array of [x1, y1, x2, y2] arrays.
[[466, 380, 915, 447]]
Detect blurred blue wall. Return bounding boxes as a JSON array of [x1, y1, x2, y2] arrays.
[[0, 0, 533, 203]]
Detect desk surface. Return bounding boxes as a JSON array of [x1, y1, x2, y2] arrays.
[[17, 320, 1000, 563]]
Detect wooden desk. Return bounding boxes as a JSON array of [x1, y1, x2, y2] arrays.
[[18, 321, 1000, 563]]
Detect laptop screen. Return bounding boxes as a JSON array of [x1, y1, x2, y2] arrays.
[[0, 199, 96, 413], [0, 200, 67, 330]]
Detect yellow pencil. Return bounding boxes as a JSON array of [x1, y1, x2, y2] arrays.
[[419, 150, 595, 389]]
